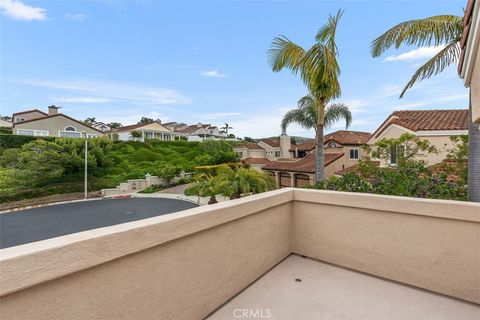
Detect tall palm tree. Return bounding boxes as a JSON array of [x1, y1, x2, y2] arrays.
[[268, 10, 344, 182], [221, 123, 233, 135], [281, 95, 352, 135], [371, 14, 480, 202]]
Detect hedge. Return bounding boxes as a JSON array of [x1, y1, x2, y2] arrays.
[[0, 134, 56, 151]]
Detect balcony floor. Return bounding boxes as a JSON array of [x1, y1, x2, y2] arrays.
[[207, 254, 479, 320]]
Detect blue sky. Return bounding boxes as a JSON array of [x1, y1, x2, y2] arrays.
[[0, 0, 468, 138]]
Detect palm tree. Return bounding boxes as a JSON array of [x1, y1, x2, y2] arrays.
[[195, 173, 223, 204], [84, 117, 96, 125], [268, 10, 343, 182], [371, 14, 480, 202], [281, 95, 352, 135], [217, 167, 275, 199], [221, 123, 233, 135]]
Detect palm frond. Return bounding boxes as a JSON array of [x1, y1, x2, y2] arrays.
[[370, 15, 463, 58], [324, 103, 352, 129], [303, 43, 341, 98], [399, 41, 460, 98], [267, 36, 306, 73], [316, 9, 344, 54], [280, 106, 317, 134]]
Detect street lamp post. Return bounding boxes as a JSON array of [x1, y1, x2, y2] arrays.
[[83, 132, 88, 200]]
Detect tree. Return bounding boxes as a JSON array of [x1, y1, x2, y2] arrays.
[[138, 117, 154, 124], [371, 14, 480, 202], [281, 95, 352, 135], [268, 10, 343, 182], [108, 122, 122, 129], [217, 166, 275, 199], [84, 117, 96, 125], [130, 130, 142, 138], [156, 163, 181, 187], [221, 123, 233, 135]]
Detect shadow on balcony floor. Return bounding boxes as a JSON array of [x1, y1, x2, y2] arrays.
[[207, 254, 479, 320]]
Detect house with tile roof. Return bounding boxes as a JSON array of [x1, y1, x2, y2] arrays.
[[367, 109, 468, 166], [176, 123, 226, 141], [106, 121, 174, 142], [12, 106, 102, 138], [263, 130, 371, 187], [233, 135, 292, 171]]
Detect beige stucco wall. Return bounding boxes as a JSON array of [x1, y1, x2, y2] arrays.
[[0, 191, 293, 320], [292, 189, 480, 304], [14, 115, 101, 137], [1, 189, 479, 319], [13, 110, 46, 123], [471, 38, 480, 123], [368, 125, 465, 166]]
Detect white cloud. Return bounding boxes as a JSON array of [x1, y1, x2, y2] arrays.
[[54, 97, 112, 103], [384, 46, 444, 62], [0, 0, 46, 21], [341, 99, 368, 112], [201, 70, 227, 78], [199, 112, 241, 120], [12, 78, 191, 106], [65, 13, 87, 21]]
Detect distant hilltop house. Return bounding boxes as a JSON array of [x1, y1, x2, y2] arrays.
[[262, 130, 371, 187], [90, 121, 111, 132], [106, 121, 174, 142], [174, 123, 227, 141], [367, 109, 468, 167], [0, 118, 12, 128], [12, 106, 102, 138]]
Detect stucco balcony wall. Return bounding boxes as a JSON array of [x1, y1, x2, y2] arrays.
[[0, 189, 478, 320]]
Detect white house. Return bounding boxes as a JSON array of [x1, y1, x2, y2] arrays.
[[106, 122, 174, 142]]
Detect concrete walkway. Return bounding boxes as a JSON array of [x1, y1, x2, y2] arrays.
[[208, 255, 479, 320]]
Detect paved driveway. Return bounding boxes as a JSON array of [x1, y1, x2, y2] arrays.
[[0, 198, 198, 249]]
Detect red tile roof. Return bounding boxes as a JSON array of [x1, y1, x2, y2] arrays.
[[289, 131, 371, 152], [262, 152, 344, 173], [236, 142, 265, 150], [372, 109, 468, 139], [260, 138, 280, 147], [242, 157, 271, 165], [325, 130, 371, 145]]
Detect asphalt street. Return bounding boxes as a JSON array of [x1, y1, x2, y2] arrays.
[[0, 198, 198, 249]]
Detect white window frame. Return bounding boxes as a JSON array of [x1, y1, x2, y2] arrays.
[[328, 141, 337, 148], [87, 134, 98, 138], [16, 129, 49, 136], [275, 151, 281, 157], [64, 126, 77, 132], [58, 130, 81, 138], [349, 148, 359, 160]]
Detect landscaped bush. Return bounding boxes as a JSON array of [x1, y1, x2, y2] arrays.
[[0, 134, 55, 152], [310, 134, 468, 201], [0, 138, 240, 203]]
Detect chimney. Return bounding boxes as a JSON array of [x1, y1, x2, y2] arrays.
[[280, 133, 291, 158], [48, 105, 58, 116]]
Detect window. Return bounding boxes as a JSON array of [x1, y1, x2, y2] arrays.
[[275, 151, 281, 157], [64, 126, 76, 132], [236, 151, 243, 158], [390, 145, 405, 165], [15, 117, 26, 123], [328, 141, 337, 148], [87, 134, 98, 138], [349, 148, 359, 160], [59, 131, 81, 138], [16, 129, 49, 136]]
